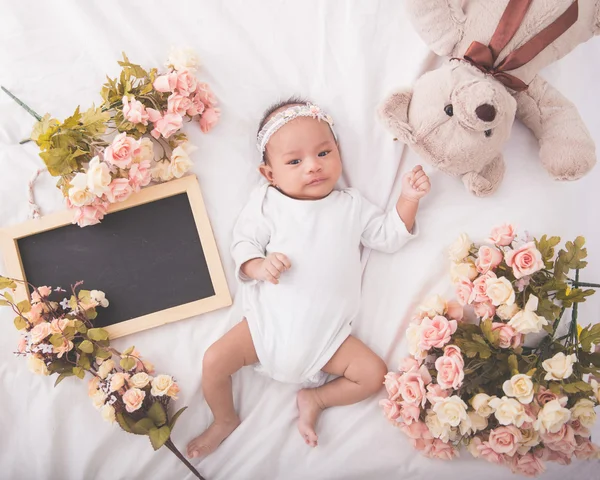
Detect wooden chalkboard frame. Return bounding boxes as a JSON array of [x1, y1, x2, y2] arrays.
[[0, 175, 231, 338]]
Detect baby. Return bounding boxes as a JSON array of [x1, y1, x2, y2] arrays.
[[187, 99, 430, 457]]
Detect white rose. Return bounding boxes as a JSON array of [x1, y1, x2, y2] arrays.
[[502, 374, 534, 404], [571, 399, 597, 428], [448, 233, 472, 262], [433, 395, 469, 427], [97, 359, 115, 379], [68, 172, 95, 207], [405, 322, 426, 359], [166, 47, 200, 72], [485, 277, 515, 306], [425, 410, 452, 442], [471, 393, 495, 418], [151, 161, 174, 182], [27, 355, 49, 375], [450, 261, 478, 283], [542, 352, 576, 381], [169, 145, 195, 179], [418, 294, 447, 318], [101, 404, 116, 423], [151, 374, 174, 396], [488, 396, 531, 427], [534, 399, 571, 433], [133, 137, 154, 163], [86, 156, 112, 196], [508, 295, 549, 334], [497, 303, 520, 321], [90, 290, 109, 308], [92, 390, 107, 409], [129, 372, 152, 389], [468, 411, 488, 433]]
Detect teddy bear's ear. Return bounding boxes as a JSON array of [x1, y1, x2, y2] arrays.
[[378, 89, 416, 145]]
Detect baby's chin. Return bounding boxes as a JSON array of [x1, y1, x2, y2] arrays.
[[281, 182, 336, 200]]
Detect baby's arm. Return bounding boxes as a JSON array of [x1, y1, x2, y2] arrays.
[[396, 165, 431, 232]]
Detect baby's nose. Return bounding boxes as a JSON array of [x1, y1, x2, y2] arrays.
[[475, 103, 496, 122]]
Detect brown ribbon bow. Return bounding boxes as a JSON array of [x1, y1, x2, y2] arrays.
[[463, 0, 579, 92]]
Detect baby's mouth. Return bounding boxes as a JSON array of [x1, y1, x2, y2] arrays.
[[307, 177, 327, 186]]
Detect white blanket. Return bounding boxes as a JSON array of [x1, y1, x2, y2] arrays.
[[0, 1, 599, 479]]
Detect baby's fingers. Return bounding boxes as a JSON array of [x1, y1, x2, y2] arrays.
[[274, 253, 291, 269], [265, 263, 281, 279], [265, 272, 279, 285], [269, 257, 287, 273]]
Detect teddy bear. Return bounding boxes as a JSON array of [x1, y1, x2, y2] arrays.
[[379, 0, 600, 196]]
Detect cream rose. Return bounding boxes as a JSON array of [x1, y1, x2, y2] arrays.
[[425, 410, 453, 442], [101, 404, 116, 423], [497, 303, 520, 321], [169, 145, 194, 179], [91, 390, 107, 409], [30, 322, 52, 344], [488, 396, 531, 427], [417, 294, 447, 318], [68, 172, 95, 207], [129, 372, 152, 389], [485, 276, 515, 306], [468, 411, 488, 433], [27, 355, 49, 375], [534, 399, 571, 433], [508, 295, 549, 334], [432, 395, 469, 427], [570, 399, 597, 428], [542, 352, 576, 381], [518, 428, 541, 455], [109, 372, 130, 392], [90, 290, 109, 308], [502, 374, 534, 404], [86, 156, 112, 197], [471, 393, 496, 418], [97, 359, 115, 379], [405, 322, 426, 360], [448, 233, 472, 262], [450, 261, 479, 283], [166, 47, 200, 72], [122, 388, 146, 413], [151, 374, 174, 396], [151, 161, 174, 182], [134, 137, 155, 163]]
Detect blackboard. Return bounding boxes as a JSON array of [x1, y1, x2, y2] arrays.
[[1, 175, 231, 337]]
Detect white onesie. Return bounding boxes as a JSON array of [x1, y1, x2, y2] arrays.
[[231, 184, 416, 384]]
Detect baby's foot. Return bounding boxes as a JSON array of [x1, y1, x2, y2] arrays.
[[296, 388, 323, 447], [186, 417, 241, 458]]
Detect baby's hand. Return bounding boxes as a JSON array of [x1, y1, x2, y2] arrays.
[[401, 165, 431, 201], [245, 253, 291, 284]]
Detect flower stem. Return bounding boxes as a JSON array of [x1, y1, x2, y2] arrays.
[[1, 86, 42, 121], [164, 439, 206, 480]]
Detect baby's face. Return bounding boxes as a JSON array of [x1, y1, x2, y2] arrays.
[[260, 116, 342, 200]]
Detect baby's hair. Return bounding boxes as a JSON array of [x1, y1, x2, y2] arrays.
[[258, 96, 310, 164]]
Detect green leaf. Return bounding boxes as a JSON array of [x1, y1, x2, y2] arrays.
[[78, 354, 91, 370], [4, 291, 14, 303], [536, 235, 561, 268], [17, 300, 31, 314], [579, 324, 600, 352], [554, 237, 588, 280], [95, 348, 112, 360], [455, 338, 492, 359], [169, 406, 187, 430], [39, 147, 77, 176], [549, 382, 562, 395], [73, 320, 87, 334], [562, 381, 593, 394], [120, 357, 136, 371], [14, 316, 28, 330], [49, 334, 65, 347], [54, 372, 74, 387], [148, 402, 167, 427], [72, 366, 85, 379], [480, 319, 500, 348], [62, 106, 82, 129], [508, 354, 519, 375], [86, 308, 98, 321], [148, 426, 171, 451], [0, 300, 9, 306], [78, 340, 94, 354], [122, 346, 135, 356], [132, 417, 157, 435], [87, 328, 109, 341], [116, 412, 134, 433], [0, 276, 17, 289], [80, 104, 110, 136]]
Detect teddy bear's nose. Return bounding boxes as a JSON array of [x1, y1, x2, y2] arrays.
[[475, 104, 496, 122]]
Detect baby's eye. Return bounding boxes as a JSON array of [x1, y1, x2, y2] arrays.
[[288, 159, 301, 165], [318, 151, 330, 157]]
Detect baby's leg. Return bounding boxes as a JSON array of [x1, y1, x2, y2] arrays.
[[296, 335, 387, 446], [187, 318, 258, 458]]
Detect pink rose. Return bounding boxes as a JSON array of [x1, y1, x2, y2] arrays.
[[72, 200, 109, 227], [488, 426, 522, 456], [536, 386, 566, 406], [167, 93, 192, 116], [167, 382, 180, 399], [574, 436, 600, 460], [476, 245, 504, 274], [435, 355, 464, 390], [17, 337, 27, 353], [399, 421, 432, 440], [106, 178, 133, 204], [186, 93, 206, 117], [477, 441, 505, 464], [27, 302, 45, 325], [569, 419, 591, 437], [50, 318, 69, 334], [199, 107, 220, 133], [147, 108, 183, 139], [419, 315, 457, 351], [398, 368, 431, 407], [384, 372, 402, 401], [538, 446, 572, 465], [122, 96, 149, 125], [505, 242, 544, 279], [399, 402, 421, 424], [153, 72, 178, 93], [427, 439, 459, 460], [31, 286, 52, 303], [446, 300, 464, 321], [30, 322, 52, 344], [455, 279, 474, 306], [175, 70, 198, 96], [509, 453, 546, 477], [194, 82, 217, 107], [491, 322, 522, 349], [110, 372, 131, 393], [411, 438, 435, 453], [489, 223, 516, 246], [104, 133, 140, 169], [541, 424, 577, 455], [426, 383, 450, 405], [398, 357, 421, 373], [122, 387, 146, 413], [379, 399, 401, 422], [442, 345, 464, 367], [128, 161, 152, 192], [469, 271, 496, 304], [54, 338, 74, 358], [474, 301, 496, 320]]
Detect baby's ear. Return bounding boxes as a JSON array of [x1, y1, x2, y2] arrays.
[[378, 89, 416, 144], [258, 162, 274, 183]]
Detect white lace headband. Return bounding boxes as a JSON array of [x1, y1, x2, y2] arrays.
[[256, 102, 336, 156]]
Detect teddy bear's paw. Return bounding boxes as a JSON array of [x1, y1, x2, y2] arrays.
[[462, 172, 496, 197], [540, 143, 597, 181]]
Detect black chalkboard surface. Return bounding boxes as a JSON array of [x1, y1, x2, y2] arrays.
[[1, 176, 231, 337]]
